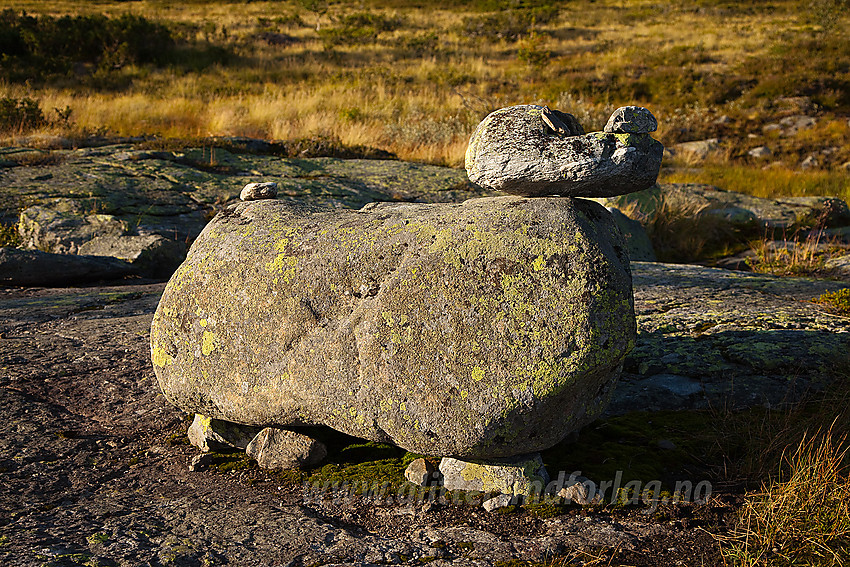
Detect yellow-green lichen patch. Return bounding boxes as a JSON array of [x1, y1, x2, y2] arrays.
[[151, 346, 173, 368], [471, 366, 485, 382], [201, 331, 219, 356]]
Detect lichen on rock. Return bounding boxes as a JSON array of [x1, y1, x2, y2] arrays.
[[151, 195, 635, 459]]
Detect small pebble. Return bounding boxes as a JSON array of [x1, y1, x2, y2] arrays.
[[240, 182, 278, 201], [482, 494, 513, 512], [189, 453, 215, 472]]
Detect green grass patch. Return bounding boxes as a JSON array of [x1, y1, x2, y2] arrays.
[[814, 288, 850, 316]]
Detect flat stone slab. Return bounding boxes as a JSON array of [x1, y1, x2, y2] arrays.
[[608, 262, 850, 413], [598, 184, 850, 230], [465, 105, 663, 198]]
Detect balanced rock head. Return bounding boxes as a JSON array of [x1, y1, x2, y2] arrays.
[[465, 104, 663, 198], [604, 106, 658, 134], [151, 196, 636, 459]]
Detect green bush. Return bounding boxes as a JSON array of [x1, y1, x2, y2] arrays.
[[318, 11, 405, 48], [462, 5, 559, 41], [0, 10, 237, 86], [0, 96, 45, 133], [0, 10, 175, 82]]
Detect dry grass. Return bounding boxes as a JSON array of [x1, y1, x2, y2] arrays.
[[660, 165, 850, 205], [719, 426, 850, 566], [2, 0, 848, 169], [620, 196, 745, 263], [745, 230, 848, 277]]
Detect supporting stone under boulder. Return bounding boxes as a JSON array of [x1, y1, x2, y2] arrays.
[[439, 454, 550, 497], [187, 414, 260, 452], [245, 427, 327, 470]]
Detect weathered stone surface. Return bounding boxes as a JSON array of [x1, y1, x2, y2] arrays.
[[187, 414, 261, 452], [606, 207, 656, 261], [0, 144, 497, 285], [598, 184, 850, 230], [405, 458, 438, 486], [240, 182, 278, 201], [669, 138, 720, 161], [151, 196, 635, 459], [465, 105, 663, 198], [482, 494, 513, 511], [558, 482, 592, 505], [826, 253, 850, 277], [78, 235, 186, 278], [604, 106, 658, 134], [188, 452, 215, 472], [245, 427, 327, 469], [19, 203, 128, 254], [0, 247, 134, 286], [607, 262, 850, 414], [748, 145, 772, 159], [439, 454, 550, 496]]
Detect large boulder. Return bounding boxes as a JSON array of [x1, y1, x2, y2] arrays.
[[151, 196, 636, 459], [465, 105, 663, 198]]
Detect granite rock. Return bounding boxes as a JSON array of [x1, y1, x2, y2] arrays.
[[240, 182, 279, 201], [245, 427, 327, 469], [439, 454, 550, 496], [151, 195, 635, 459], [187, 414, 261, 452], [604, 106, 658, 134], [465, 105, 663, 198]]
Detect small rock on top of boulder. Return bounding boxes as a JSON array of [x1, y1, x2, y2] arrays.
[[465, 105, 663, 198], [604, 106, 658, 134]]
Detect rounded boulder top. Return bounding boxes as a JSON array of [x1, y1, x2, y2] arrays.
[[465, 104, 663, 198]]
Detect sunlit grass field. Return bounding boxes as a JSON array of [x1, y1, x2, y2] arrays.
[[1, 0, 849, 200]]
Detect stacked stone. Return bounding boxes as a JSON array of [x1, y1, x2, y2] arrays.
[[151, 104, 663, 506]]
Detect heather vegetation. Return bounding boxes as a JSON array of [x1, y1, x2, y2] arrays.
[[0, 0, 847, 201]]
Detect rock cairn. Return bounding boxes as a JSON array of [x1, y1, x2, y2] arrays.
[[466, 105, 662, 197], [151, 104, 662, 503]]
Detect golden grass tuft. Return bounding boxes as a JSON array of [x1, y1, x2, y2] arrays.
[[660, 166, 850, 204], [745, 229, 847, 278], [719, 426, 850, 567]]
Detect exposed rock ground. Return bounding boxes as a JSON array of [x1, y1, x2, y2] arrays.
[[1, 143, 848, 565], [2, 261, 845, 565]]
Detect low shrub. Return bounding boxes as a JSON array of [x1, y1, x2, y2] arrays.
[[814, 288, 850, 316], [0, 10, 175, 82], [318, 11, 405, 48], [0, 97, 45, 133], [462, 6, 559, 42]]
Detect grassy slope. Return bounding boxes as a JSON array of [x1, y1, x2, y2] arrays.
[[1, 0, 848, 200]]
